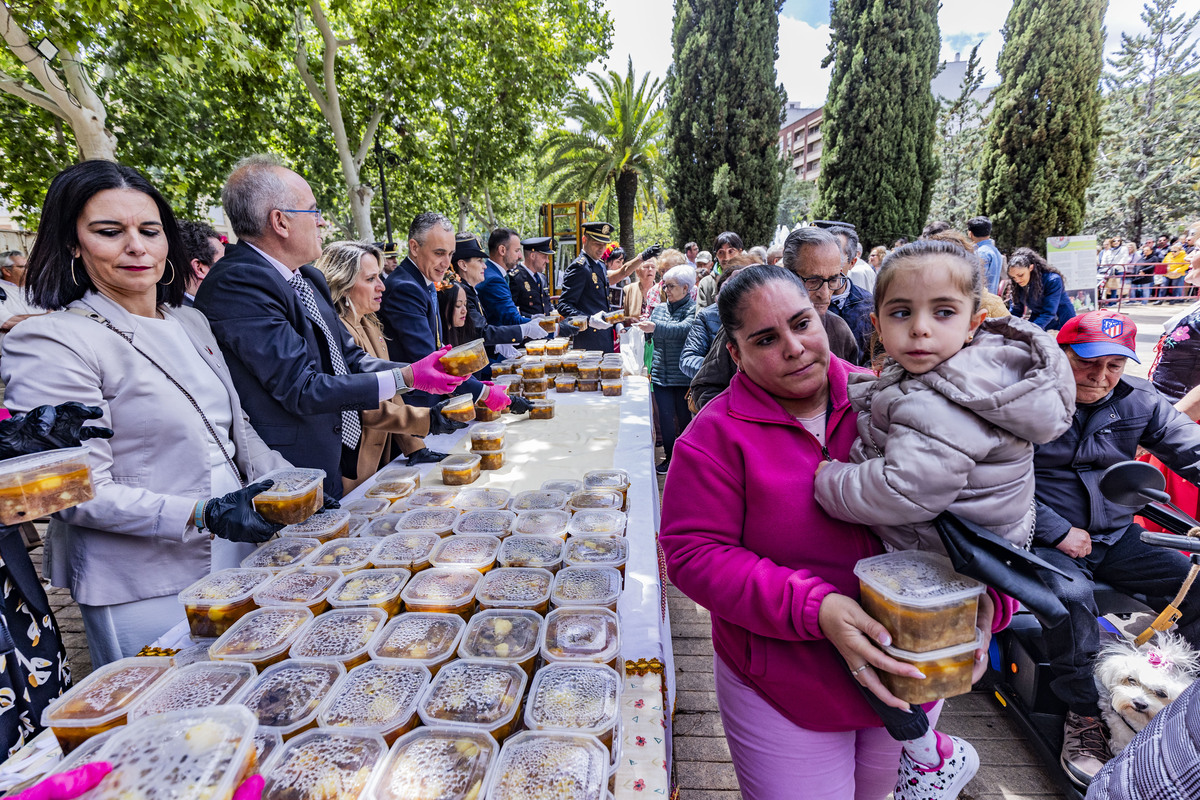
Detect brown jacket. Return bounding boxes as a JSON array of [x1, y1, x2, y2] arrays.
[[340, 313, 431, 493]]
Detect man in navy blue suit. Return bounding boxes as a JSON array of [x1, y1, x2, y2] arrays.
[[195, 155, 466, 497]]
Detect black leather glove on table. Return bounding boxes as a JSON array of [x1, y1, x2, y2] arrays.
[[429, 399, 470, 436], [508, 395, 534, 415], [0, 403, 113, 460], [406, 448, 450, 466], [204, 480, 283, 544]]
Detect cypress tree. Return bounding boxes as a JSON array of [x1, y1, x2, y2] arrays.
[[814, 0, 941, 248], [978, 0, 1107, 253], [664, 0, 787, 248]]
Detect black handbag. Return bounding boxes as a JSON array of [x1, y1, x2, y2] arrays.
[[934, 511, 1073, 626]]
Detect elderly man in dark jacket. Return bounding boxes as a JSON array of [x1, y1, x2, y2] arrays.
[[1031, 311, 1200, 787]]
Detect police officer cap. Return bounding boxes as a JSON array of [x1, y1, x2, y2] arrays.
[[375, 241, 400, 257], [811, 220, 856, 231], [582, 221, 615, 243], [453, 233, 488, 263], [522, 236, 556, 254]]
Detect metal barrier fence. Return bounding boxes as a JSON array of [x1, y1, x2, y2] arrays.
[[1097, 261, 1194, 311]]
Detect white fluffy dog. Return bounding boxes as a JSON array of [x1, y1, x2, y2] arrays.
[[1094, 631, 1200, 753]]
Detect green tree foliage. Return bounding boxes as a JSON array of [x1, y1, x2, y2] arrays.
[[814, 0, 941, 248], [539, 58, 666, 254], [927, 45, 989, 230], [777, 170, 817, 228], [978, 0, 1107, 253], [664, 0, 786, 249], [1085, 0, 1200, 244]]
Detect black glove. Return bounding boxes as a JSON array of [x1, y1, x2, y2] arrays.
[[429, 399, 470, 436], [508, 395, 534, 415], [639, 244, 663, 261], [204, 480, 283, 544], [406, 448, 450, 465], [0, 403, 114, 460], [322, 495, 341, 510], [557, 322, 580, 338]]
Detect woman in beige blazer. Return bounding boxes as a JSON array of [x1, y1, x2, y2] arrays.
[[2, 162, 291, 666], [315, 241, 463, 494]]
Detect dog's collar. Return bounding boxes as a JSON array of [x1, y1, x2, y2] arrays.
[[1114, 714, 1139, 735]]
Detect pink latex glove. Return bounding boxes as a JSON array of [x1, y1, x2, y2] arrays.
[[410, 345, 470, 395], [479, 382, 512, 412], [232, 774, 264, 800], [13, 762, 112, 800]]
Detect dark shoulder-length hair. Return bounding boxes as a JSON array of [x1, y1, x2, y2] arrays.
[[437, 283, 479, 347], [1008, 247, 1060, 311], [26, 160, 189, 310]]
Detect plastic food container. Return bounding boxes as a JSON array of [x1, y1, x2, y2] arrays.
[[513, 510, 571, 539], [430, 534, 500, 574], [475, 402, 502, 422], [473, 448, 505, 471], [279, 509, 351, 543], [440, 339, 488, 376], [289, 607, 386, 668], [172, 641, 215, 667], [520, 360, 546, 379], [524, 663, 621, 752], [550, 566, 622, 612], [600, 379, 622, 396], [240, 658, 344, 737], [512, 490, 568, 512], [523, 377, 550, 394], [395, 506, 460, 537], [450, 510, 514, 539], [418, 658, 528, 742], [400, 568, 482, 619], [253, 567, 341, 615], [45, 726, 123, 781], [567, 510, 627, 537], [405, 487, 461, 509], [538, 479, 579, 495], [127, 660, 257, 721], [483, 730, 609, 800], [567, 490, 623, 514], [537, 313, 562, 331], [252, 468, 325, 524], [468, 423, 506, 453], [523, 391, 548, 401], [565, 315, 588, 331], [342, 498, 392, 519], [304, 538, 377, 573], [373, 726, 497, 800], [316, 661, 431, 744], [370, 532, 440, 572], [577, 379, 599, 392], [369, 612, 465, 673], [554, 376, 577, 393], [577, 363, 600, 380], [459, 610, 545, 677], [476, 567, 554, 614], [376, 466, 422, 487], [259, 727, 387, 799], [253, 727, 284, 770], [494, 374, 522, 393], [179, 568, 273, 638], [879, 629, 984, 705], [527, 398, 555, 419], [454, 487, 510, 511], [241, 538, 321, 572], [563, 536, 628, 578], [83, 705, 258, 800], [541, 606, 621, 670], [42, 656, 173, 754], [327, 568, 410, 615], [209, 606, 314, 670], [346, 515, 370, 537], [854, 551, 985, 652], [0, 447, 94, 524], [365, 479, 418, 504], [546, 339, 569, 356], [600, 363, 622, 379], [361, 514, 407, 539], [544, 359, 562, 375], [439, 394, 478, 424], [498, 536, 564, 572], [441, 453, 481, 486], [525, 340, 547, 356], [583, 469, 629, 505]]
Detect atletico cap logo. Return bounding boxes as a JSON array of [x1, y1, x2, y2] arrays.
[[1101, 318, 1124, 338]]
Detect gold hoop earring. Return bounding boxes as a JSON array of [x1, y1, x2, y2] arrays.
[[70, 257, 81, 287], [160, 259, 176, 285]]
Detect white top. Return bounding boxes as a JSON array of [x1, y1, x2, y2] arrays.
[[847, 260, 876, 294], [0, 279, 44, 343], [795, 411, 827, 446]]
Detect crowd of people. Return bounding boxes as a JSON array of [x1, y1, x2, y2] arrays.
[[1097, 231, 1198, 305]]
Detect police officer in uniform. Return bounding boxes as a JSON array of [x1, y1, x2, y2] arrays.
[[510, 236, 555, 317]]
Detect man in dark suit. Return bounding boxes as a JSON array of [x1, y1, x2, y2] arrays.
[[509, 236, 554, 317], [195, 155, 466, 497], [178, 220, 224, 307], [558, 221, 619, 352]]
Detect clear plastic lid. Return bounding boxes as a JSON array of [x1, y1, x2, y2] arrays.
[[417, 658, 528, 732], [439, 339, 488, 376], [476, 568, 554, 609], [253, 468, 325, 500], [253, 727, 283, 768], [373, 726, 498, 800], [127, 660, 257, 721], [512, 511, 571, 538], [566, 490, 623, 513], [400, 568, 482, 610], [541, 607, 621, 664], [346, 515, 370, 537], [562, 537, 628, 570], [524, 663, 621, 737], [370, 532, 441, 570], [498, 536, 564, 570], [440, 394, 477, 416], [583, 469, 630, 492], [441, 453, 481, 471], [0, 446, 90, 483], [342, 498, 392, 518], [252, 567, 341, 608], [279, 509, 351, 540], [853, 551, 984, 608], [0, 446, 94, 524], [882, 627, 985, 661], [511, 490, 567, 511], [47, 726, 123, 779], [81, 705, 258, 800], [303, 538, 377, 572], [376, 466, 422, 486], [327, 569, 411, 609], [370, 613, 466, 665], [541, 479, 583, 495], [567, 510, 627, 537], [459, 610, 544, 664], [453, 487, 510, 511], [259, 727, 387, 799], [483, 731, 609, 800], [178, 568, 273, 609], [550, 567, 622, 609], [363, 514, 406, 538], [208, 606, 314, 665], [43, 656, 173, 730], [289, 608, 387, 664], [395, 507, 460, 536], [469, 422, 507, 442], [429, 535, 501, 572], [240, 537, 321, 571], [172, 642, 215, 667], [405, 487, 461, 509], [527, 398, 555, 410], [452, 510, 516, 537], [316, 661, 430, 736], [366, 479, 418, 502], [240, 658, 345, 734]]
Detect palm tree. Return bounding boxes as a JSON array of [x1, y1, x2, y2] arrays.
[[539, 58, 666, 254]]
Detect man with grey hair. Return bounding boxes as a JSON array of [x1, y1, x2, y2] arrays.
[[824, 224, 875, 359], [195, 156, 467, 497], [0, 250, 43, 341]]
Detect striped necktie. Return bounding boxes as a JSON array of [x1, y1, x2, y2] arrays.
[[289, 272, 362, 448]]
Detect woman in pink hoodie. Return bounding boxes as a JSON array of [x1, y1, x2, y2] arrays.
[[660, 264, 1014, 800]]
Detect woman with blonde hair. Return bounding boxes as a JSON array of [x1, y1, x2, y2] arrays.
[[316, 241, 464, 491]]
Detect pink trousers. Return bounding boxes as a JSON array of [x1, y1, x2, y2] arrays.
[[713, 654, 942, 800]]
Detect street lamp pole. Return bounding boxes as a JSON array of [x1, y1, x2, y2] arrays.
[[374, 136, 394, 245]]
